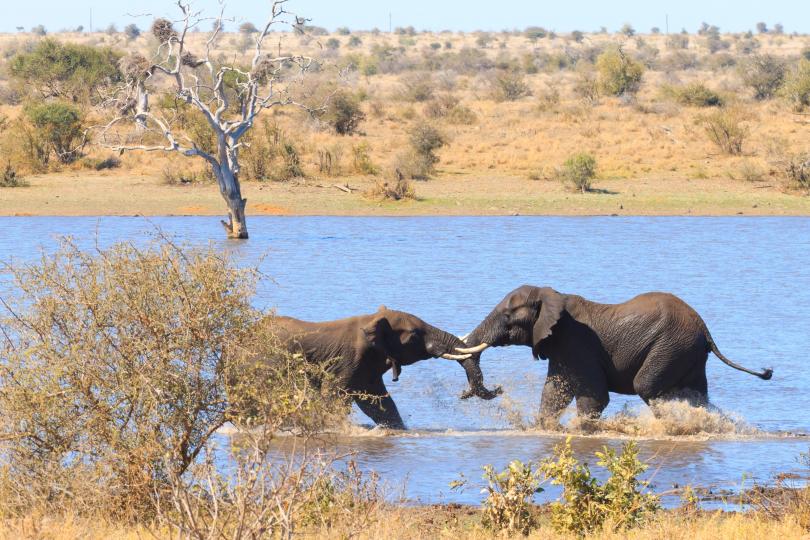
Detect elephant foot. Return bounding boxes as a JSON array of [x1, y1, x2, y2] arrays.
[[573, 415, 602, 433], [535, 415, 563, 432]]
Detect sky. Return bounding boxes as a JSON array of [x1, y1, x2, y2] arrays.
[[2, 0, 810, 35]]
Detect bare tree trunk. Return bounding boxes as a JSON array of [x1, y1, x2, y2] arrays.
[[215, 165, 249, 239], [135, 81, 148, 132]]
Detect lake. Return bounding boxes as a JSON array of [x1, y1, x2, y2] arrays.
[[1, 216, 808, 505]]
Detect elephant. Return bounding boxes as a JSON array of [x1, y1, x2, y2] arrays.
[[456, 285, 772, 428], [266, 306, 502, 429]]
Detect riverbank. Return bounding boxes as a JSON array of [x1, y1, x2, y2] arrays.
[[2, 504, 807, 539], [1, 171, 809, 217]]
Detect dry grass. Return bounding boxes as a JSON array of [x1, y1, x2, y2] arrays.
[[1, 505, 807, 540], [1, 30, 810, 215]]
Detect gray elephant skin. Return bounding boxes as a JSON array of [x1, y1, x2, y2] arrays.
[[459, 285, 772, 428], [268, 306, 501, 429]]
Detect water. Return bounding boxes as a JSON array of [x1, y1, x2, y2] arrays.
[[1, 216, 809, 505]]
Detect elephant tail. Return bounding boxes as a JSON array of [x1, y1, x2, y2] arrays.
[[704, 328, 773, 380]]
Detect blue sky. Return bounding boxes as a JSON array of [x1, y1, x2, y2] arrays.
[[2, 0, 809, 34]]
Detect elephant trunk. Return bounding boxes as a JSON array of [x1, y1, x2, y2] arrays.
[[427, 327, 501, 401]]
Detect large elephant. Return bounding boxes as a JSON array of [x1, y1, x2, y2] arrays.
[[457, 285, 772, 428], [267, 306, 502, 429]]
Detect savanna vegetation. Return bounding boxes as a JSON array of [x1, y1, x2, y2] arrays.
[[2, 20, 810, 219]]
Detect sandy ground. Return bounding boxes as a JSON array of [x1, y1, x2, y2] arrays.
[[1, 171, 808, 217]]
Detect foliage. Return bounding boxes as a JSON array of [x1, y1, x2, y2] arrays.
[[558, 152, 597, 193], [9, 38, 121, 103], [123, 24, 141, 40], [541, 438, 660, 535], [769, 148, 810, 189], [239, 122, 304, 181], [397, 123, 446, 180], [239, 22, 259, 34], [23, 101, 86, 164], [664, 82, 724, 107], [596, 46, 644, 96], [739, 54, 786, 100], [782, 58, 810, 112], [479, 460, 544, 535], [0, 161, 27, 187], [399, 73, 435, 102], [324, 90, 366, 135], [698, 107, 750, 155], [367, 170, 416, 201], [351, 143, 379, 175], [490, 71, 532, 102]]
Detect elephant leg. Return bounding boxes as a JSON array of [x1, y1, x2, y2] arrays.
[[634, 342, 707, 415], [664, 365, 709, 408], [353, 378, 405, 430], [538, 363, 575, 430]]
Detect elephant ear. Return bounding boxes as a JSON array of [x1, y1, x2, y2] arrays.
[[362, 313, 394, 353], [531, 287, 565, 349]]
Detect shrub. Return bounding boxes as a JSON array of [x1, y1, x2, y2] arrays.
[[239, 122, 304, 181], [123, 24, 141, 40], [367, 170, 416, 200], [739, 54, 786, 100], [596, 46, 644, 96], [399, 73, 435, 102], [490, 71, 532, 101], [9, 38, 122, 103], [770, 150, 810, 189], [239, 21, 259, 34], [620, 23, 636, 36], [524, 26, 547, 41], [23, 101, 86, 164], [558, 152, 597, 193], [160, 166, 214, 185], [351, 143, 379, 175], [397, 123, 446, 179], [324, 90, 365, 135], [348, 35, 362, 47], [541, 438, 659, 535], [317, 145, 342, 176], [782, 59, 810, 111], [664, 82, 724, 107], [325, 37, 341, 50], [698, 107, 750, 155], [82, 155, 122, 171], [573, 69, 600, 104], [666, 34, 689, 50], [732, 160, 765, 182], [479, 460, 544, 535], [0, 161, 27, 187], [31, 25, 47, 36]]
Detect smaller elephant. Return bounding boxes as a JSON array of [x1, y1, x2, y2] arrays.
[[267, 306, 501, 429], [459, 285, 772, 428]]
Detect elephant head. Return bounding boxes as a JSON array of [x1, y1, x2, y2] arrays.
[[457, 285, 566, 366], [365, 306, 502, 400]]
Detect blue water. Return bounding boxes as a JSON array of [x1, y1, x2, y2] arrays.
[[1, 216, 808, 505]]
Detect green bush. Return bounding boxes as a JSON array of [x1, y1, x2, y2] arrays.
[[541, 438, 660, 535], [324, 91, 365, 135], [739, 54, 786, 100], [397, 123, 446, 179], [9, 38, 121, 103], [664, 82, 724, 107], [782, 59, 810, 111], [23, 101, 86, 164], [559, 152, 597, 193], [479, 460, 544, 535], [698, 107, 749, 155], [596, 46, 644, 96]]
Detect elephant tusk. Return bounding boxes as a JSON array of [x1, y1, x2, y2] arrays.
[[454, 343, 490, 354], [441, 352, 472, 361], [458, 333, 470, 342]]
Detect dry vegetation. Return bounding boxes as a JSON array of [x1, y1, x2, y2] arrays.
[[1, 26, 810, 215]]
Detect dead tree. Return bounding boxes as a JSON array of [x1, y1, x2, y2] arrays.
[[100, 0, 320, 239]]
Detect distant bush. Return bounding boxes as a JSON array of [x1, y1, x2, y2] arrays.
[[161, 166, 214, 185], [398, 73, 435, 102], [541, 438, 659, 536], [239, 122, 304, 181], [490, 71, 532, 101], [348, 35, 362, 47], [666, 34, 689, 50], [23, 101, 86, 164], [403, 123, 446, 179], [323, 91, 365, 135], [664, 82, 724, 107], [739, 54, 786, 100], [0, 161, 27, 187], [367, 170, 416, 201], [325, 37, 341, 50], [31, 25, 47, 36], [573, 68, 600, 105], [239, 22, 259, 34], [423, 93, 476, 124], [123, 24, 141, 40], [731, 160, 765, 182], [82, 155, 122, 171], [524, 26, 547, 41], [336, 26, 351, 35], [351, 143, 378, 175], [620, 23, 636, 37], [317, 144, 343, 176], [558, 152, 597, 193], [782, 59, 810, 111], [698, 107, 750, 155], [9, 38, 122, 103], [596, 46, 644, 96], [770, 149, 810, 189]]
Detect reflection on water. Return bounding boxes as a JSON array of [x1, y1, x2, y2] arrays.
[[1, 216, 809, 505]]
